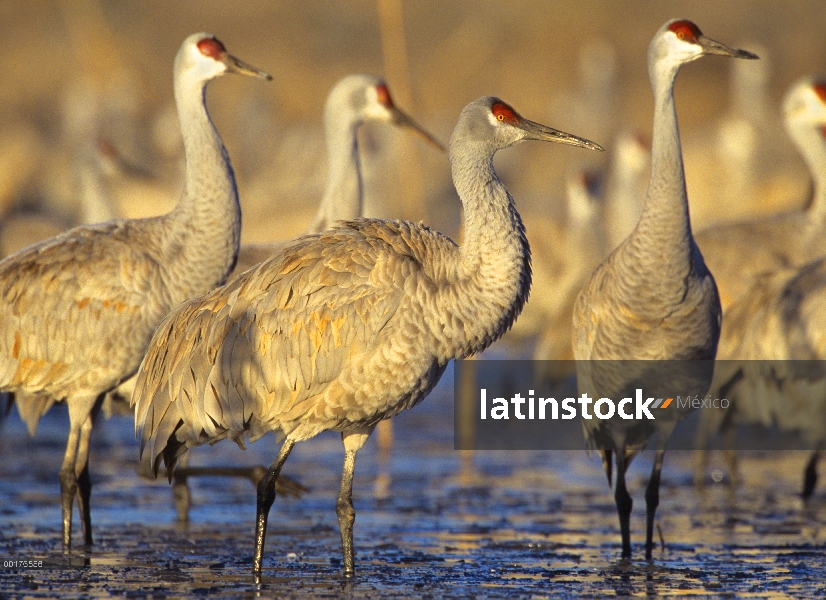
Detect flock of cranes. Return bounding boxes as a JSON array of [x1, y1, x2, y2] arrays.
[[1, 16, 824, 581]]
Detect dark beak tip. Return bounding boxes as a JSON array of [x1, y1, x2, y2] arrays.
[[423, 135, 447, 153], [394, 110, 445, 151]]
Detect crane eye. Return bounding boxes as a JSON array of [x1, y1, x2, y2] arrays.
[[491, 102, 518, 124], [197, 37, 226, 58], [667, 20, 701, 43]]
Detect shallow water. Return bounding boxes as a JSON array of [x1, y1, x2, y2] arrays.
[[2, 377, 826, 597]]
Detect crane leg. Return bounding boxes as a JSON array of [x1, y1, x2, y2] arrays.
[[723, 428, 740, 488], [76, 462, 93, 545], [164, 455, 306, 524], [172, 452, 192, 523], [75, 416, 95, 546], [74, 396, 102, 546], [614, 450, 633, 559], [336, 428, 372, 577], [58, 395, 98, 550], [59, 422, 82, 551], [803, 449, 821, 501], [645, 448, 665, 560], [253, 439, 294, 577], [336, 448, 358, 577]]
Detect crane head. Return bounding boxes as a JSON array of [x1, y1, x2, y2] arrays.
[[363, 78, 445, 151], [650, 20, 758, 71], [373, 81, 445, 151], [325, 74, 444, 150], [452, 97, 603, 155], [177, 33, 272, 85]]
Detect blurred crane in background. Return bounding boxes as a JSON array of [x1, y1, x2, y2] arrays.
[[697, 259, 826, 499], [234, 74, 443, 273], [696, 77, 826, 309]]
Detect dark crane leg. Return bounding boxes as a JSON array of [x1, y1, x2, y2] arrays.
[[645, 448, 666, 560], [75, 395, 103, 546], [253, 439, 294, 579], [59, 394, 100, 551], [615, 450, 633, 559]]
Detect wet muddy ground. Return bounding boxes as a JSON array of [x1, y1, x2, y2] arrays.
[[2, 372, 826, 598]]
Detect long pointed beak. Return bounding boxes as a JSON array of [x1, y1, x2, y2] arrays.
[[390, 107, 445, 151], [519, 118, 605, 152], [699, 36, 759, 60], [224, 54, 273, 80]]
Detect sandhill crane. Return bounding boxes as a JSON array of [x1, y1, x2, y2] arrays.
[[132, 96, 602, 578], [0, 33, 270, 550], [161, 73, 441, 521], [233, 74, 442, 274], [571, 19, 757, 560], [698, 257, 826, 499], [695, 77, 826, 309]]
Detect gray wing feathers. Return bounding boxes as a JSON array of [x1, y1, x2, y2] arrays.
[[134, 223, 412, 470], [695, 213, 822, 309], [0, 221, 166, 404], [710, 260, 826, 441], [574, 250, 719, 362]]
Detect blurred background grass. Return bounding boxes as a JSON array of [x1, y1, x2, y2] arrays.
[[0, 0, 824, 352]]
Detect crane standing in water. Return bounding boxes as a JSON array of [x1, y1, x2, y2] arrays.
[[132, 96, 602, 578], [701, 259, 826, 499], [572, 19, 757, 560], [694, 77, 826, 493], [141, 74, 442, 521], [0, 33, 270, 550]]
